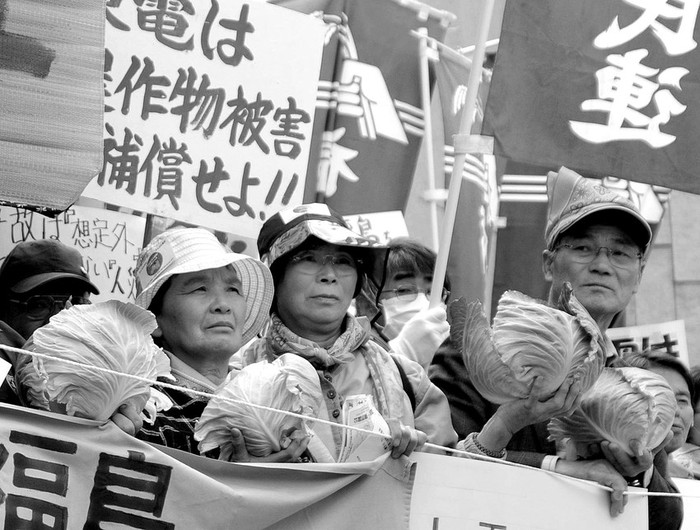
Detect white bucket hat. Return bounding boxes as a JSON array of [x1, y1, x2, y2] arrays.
[[134, 228, 273, 344]]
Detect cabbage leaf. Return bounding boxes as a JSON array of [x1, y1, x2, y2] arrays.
[[548, 366, 676, 456], [195, 353, 323, 459], [16, 300, 170, 421], [462, 283, 605, 404]]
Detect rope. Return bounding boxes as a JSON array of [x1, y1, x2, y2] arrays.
[[1, 344, 698, 500]]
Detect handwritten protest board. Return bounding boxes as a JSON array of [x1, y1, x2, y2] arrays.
[[608, 320, 689, 366], [82, 0, 326, 239], [343, 211, 409, 245], [0, 204, 146, 302]]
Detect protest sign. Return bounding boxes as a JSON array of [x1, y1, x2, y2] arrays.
[[343, 211, 409, 245], [82, 0, 325, 239], [484, 0, 700, 193], [0, 0, 104, 212], [608, 319, 689, 366], [0, 204, 146, 302], [675, 478, 700, 530], [0, 403, 652, 529]]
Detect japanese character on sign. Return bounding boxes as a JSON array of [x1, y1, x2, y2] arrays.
[[1, 430, 77, 529], [570, 49, 688, 147], [85, 451, 174, 529], [595, 0, 700, 56], [135, 0, 196, 52], [201, 0, 255, 67]]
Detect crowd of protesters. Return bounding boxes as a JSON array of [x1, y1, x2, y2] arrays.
[[1, 166, 697, 528]]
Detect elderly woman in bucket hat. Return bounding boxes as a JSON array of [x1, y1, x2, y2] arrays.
[[233, 203, 458, 461], [132, 227, 283, 454]]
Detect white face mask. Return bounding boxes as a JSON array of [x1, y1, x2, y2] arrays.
[[381, 293, 431, 340]]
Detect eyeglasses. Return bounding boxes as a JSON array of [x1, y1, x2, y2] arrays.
[[555, 244, 642, 269], [289, 251, 359, 277], [380, 286, 450, 303], [8, 295, 91, 321]]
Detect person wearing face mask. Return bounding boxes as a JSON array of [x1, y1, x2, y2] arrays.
[[355, 238, 451, 371]]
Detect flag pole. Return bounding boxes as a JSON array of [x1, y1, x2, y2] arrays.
[[429, 0, 495, 308], [417, 28, 440, 251]]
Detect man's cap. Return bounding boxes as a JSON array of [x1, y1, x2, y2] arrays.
[[0, 239, 99, 295], [545, 166, 653, 251], [134, 228, 273, 344], [257, 203, 388, 288]]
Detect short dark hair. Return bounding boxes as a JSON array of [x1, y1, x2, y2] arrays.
[[355, 238, 450, 321]]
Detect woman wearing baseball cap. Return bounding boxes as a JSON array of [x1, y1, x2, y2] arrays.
[[235, 203, 458, 462]]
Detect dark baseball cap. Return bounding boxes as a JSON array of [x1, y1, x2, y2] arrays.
[[0, 239, 99, 294]]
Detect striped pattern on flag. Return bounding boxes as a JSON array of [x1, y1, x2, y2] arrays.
[[443, 145, 490, 193], [316, 82, 425, 137], [499, 174, 548, 203]]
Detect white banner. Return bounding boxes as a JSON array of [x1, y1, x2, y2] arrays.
[[83, 0, 326, 238], [0, 403, 654, 530]]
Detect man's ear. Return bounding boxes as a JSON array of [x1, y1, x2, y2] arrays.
[[542, 249, 555, 282]]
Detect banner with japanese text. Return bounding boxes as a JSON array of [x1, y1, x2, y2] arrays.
[[484, 0, 700, 194], [0, 403, 654, 529], [434, 44, 498, 304], [0, 0, 104, 212], [308, 0, 452, 214], [82, 0, 326, 239], [608, 319, 689, 366], [0, 204, 146, 302]]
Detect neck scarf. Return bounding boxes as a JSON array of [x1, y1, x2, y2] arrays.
[[245, 313, 372, 369]]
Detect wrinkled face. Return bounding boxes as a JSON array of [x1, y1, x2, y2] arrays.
[[4, 279, 92, 340], [154, 266, 246, 364], [275, 243, 357, 337], [543, 224, 643, 326], [651, 366, 693, 453]]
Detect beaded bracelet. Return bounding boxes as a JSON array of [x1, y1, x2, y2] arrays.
[[464, 432, 506, 459]]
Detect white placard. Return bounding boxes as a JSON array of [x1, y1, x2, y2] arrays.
[[83, 0, 326, 238], [674, 478, 700, 530], [607, 320, 689, 366], [343, 210, 409, 245], [409, 453, 647, 530], [0, 205, 146, 302]]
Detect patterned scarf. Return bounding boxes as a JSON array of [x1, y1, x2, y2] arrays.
[[242, 313, 372, 369], [242, 314, 408, 421]]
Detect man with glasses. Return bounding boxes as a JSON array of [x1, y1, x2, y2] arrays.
[[0, 239, 147, 435], [0, 240, 96, 404], [430, 166, 681, 526]]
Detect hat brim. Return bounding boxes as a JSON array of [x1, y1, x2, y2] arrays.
[[12, 272, 100, 295], [547, 203, 653, 251], [267, 219, 389, 288], [136, 253, 273, 345]]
